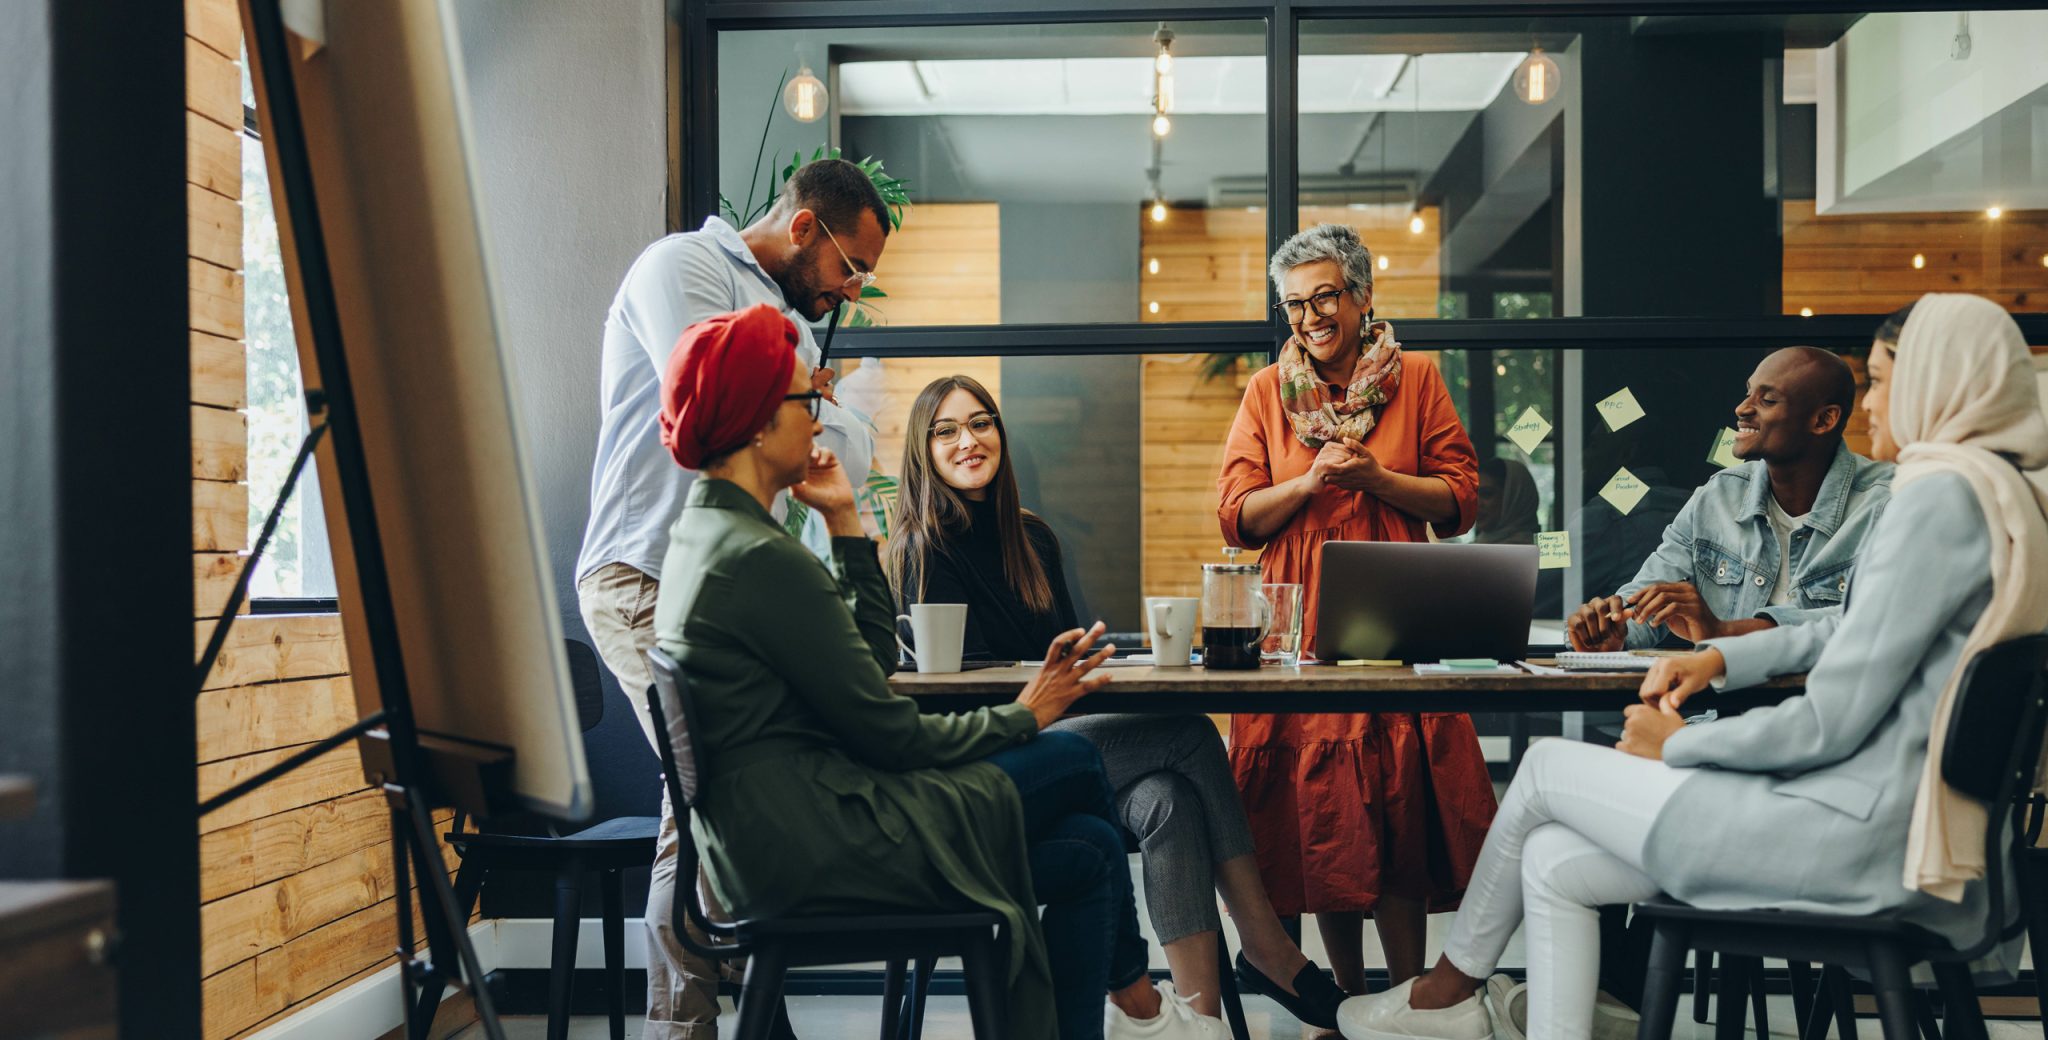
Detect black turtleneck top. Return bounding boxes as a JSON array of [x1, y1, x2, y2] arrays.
[[900, 497, 1080, 662]]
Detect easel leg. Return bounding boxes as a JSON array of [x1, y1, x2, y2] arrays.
[[389, 784, 507, 1040]]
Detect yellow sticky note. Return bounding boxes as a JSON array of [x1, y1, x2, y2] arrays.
[[1505, 406, 1552, 456], [1595, 388, 1647, 432], [1707, 427, 1742, 469], [1536, 531, 1572, 570], [1599, 467, 1651, 515]]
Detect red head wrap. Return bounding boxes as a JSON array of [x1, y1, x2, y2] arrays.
[[658, 303, 800, 470]]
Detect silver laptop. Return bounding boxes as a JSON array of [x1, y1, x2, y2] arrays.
[[1315, 541, 1537, 663]]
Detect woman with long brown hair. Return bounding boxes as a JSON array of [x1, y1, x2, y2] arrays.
[[889, 375, 1348, 1032]]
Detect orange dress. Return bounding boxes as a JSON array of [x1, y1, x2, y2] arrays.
[[1217, 352, 1497, 915]]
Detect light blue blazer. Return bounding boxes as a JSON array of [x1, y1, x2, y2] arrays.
[[1644, 471, 2018, 956]]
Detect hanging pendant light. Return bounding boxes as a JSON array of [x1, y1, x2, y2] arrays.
[[1514, 48, 1560, 105], [785, 66, 828, 123]]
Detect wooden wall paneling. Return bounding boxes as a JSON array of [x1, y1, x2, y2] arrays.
[[196, 614, 348, 691], [192, 331, 248, 410], [190, 258, 246, 340], [192, 405, 249, 482], [184, 0, 240, 61], [197, 792, 450, 905], [186, 35, 242, 132], [194, 478, 250, 553], [193, 552, 246, 620], [1782, 199, 2048, 316], [200, 840, 395, 976], [189, 183, 243, 271], [197, 744, 368, 835], [196, 676, 356, 765], [188, 111, 240, 200], [864, 203, 1001, 328]]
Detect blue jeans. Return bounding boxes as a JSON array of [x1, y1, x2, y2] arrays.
[[987, 730, 1151, 1040]]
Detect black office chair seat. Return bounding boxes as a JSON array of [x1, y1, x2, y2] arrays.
[[1637, 897, 1949, 943], [451, 815, 660, 856]]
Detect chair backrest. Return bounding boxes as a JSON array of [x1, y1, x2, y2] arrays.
[[641, 647, 743, 956], [568, 639, 662, 824], [644, 647, 705, 809], [1935, 633, 2048, 959]]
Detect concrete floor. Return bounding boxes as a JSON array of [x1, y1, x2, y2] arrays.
[[453, 993, 2048, 1038]]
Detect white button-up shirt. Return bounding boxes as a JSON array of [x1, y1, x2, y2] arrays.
[[575, 217, 875, 582]]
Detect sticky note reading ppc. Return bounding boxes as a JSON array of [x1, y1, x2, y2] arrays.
[[1599, 467, 1651, 515], [1707, 428, 1742, 469], [1595, 388, 1647, 431], [1505, 406, 1552, 456], [1536, 531, 1572, 570]]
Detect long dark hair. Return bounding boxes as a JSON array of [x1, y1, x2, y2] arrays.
[[885, 376, 1053, 614]]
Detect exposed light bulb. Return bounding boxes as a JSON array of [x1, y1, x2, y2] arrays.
[[1148, 258, 1160, 275], [1156, 51, 1173, 75], [1987, 206, 2003, 219], [1376, 255, 1390, 271], [1514, 49, 1561, 105], [784, 67, 827, 123], [1799, 307, 1815, 317], [1150, 201, 1168, 223], [1496, 364, 1508, 377], [1912, 253, 1926, 269], [2040, 253, 2048, 268], [1409, 213, 1425, 235], [1148, 301, 1161, 314], [1152, 113, 1172, 137]]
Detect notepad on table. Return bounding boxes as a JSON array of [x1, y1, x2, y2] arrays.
[[1555, 651, 1661, 672]]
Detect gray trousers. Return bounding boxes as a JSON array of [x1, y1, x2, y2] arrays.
[[1049, 713, 1257, 945]]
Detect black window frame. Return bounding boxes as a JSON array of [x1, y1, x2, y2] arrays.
[[680, 0, 2048, 358]]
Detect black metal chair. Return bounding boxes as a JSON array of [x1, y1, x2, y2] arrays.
[[643, 647, 1010, 1040], [1634, 634, 2048, 1040], [431, 640, 661, 1040]]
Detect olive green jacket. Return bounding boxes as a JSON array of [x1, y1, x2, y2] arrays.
[[654, 479, 1052, 1038]]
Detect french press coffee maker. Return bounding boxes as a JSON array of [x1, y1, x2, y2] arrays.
[[1201, 548, 1270, 670]]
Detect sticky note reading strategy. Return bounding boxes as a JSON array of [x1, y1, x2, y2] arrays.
[[1599, 467, 1651, 515], [1595, 388, 1647, 431], [1506, 406, 1552, 455], [1707, 427, 1742, 469], [1536, 531, 1572, 570]]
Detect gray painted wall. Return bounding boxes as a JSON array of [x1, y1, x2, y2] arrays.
[[452, 0, 668, 630]]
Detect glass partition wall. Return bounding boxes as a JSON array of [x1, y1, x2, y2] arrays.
[[689, 1, 2048, 636]]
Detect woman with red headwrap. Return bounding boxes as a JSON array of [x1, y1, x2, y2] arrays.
[[650, 303, 1219, 1040]]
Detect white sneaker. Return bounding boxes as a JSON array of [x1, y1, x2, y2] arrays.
[[1481, 974, 1640, 1040], [1104, 980, 1230, 1040], [1337, 978, 1493, 1040]]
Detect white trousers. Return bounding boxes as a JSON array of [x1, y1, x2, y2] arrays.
[[1441, 739, 1694, 1040]]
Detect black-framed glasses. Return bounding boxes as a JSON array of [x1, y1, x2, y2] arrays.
[[784, 391, 824, 418], [1272, 286, 1356, 325], [930, 414, 997, 444]]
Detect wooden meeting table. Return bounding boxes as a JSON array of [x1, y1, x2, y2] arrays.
[[888, 661, 1805, 716]]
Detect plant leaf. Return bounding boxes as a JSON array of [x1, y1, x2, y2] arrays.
[[860, 285, 888, 299]]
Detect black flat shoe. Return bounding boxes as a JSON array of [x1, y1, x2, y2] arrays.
[[1234, 949, 1347, 1029]]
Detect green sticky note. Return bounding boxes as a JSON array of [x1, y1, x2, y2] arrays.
[[1441, 658, 1501, 669], [1707, 427, 1742, 469], [1505, 406, 1552, 455], [1537, 531, 1572, 570], [1599, 467, 1651, 515], [1595, 388, 1647, 432]]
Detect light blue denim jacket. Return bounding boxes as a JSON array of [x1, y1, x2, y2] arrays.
[[1618, 442, 1893, 649]]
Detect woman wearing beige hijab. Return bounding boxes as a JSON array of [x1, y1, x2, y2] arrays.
[[1331, 293, 2048, 1040]]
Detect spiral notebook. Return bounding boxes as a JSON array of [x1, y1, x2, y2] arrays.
[[1554, 651, 1660, 672]]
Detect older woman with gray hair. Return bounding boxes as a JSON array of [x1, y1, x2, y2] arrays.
[[1217, 223, 1494, 998]]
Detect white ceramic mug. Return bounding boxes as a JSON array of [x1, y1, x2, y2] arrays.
[[1144, 596, 1199, 668], [896, 603, 968, 674]]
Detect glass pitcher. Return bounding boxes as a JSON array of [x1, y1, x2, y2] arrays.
[[1201, 548, 1270, 670]]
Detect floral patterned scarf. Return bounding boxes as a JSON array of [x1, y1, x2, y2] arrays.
[[1276, 320, 1403, 448]]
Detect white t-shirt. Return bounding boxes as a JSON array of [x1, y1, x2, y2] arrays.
[[1764, 495, 1808, 607]]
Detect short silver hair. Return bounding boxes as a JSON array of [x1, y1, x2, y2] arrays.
[[1268, 223, 1374, 300]]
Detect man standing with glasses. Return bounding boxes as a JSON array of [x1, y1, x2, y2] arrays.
[[575, 158, 889, 1040]]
